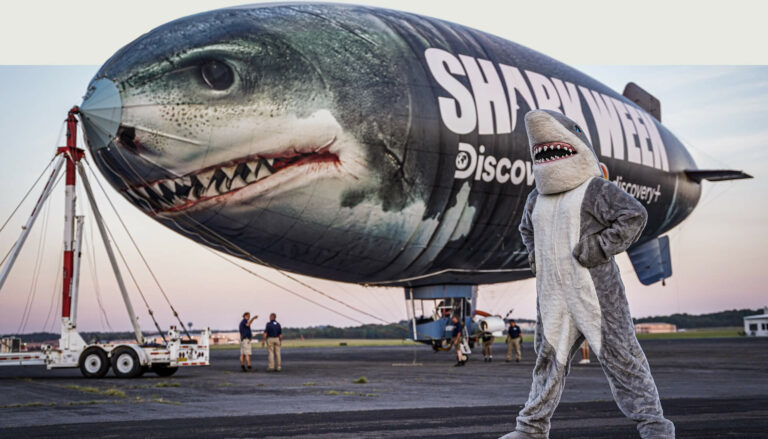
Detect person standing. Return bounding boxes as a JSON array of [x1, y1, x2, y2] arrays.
[[450, 315, 467, 367], [239, 312, 258, 372], [481, 321, 495, 362], [262, 313, 282, 372], [578, 340, 591, 365], [506, 319, 522, 363]]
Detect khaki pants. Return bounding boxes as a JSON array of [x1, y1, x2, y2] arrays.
[[455, 337, 466, 362], [507, 337, 521, 361], [482, 337, 495, 357], [267, 337, 281, 371]]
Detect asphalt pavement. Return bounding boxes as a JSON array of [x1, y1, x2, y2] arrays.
[[0, 337, 766, 438]]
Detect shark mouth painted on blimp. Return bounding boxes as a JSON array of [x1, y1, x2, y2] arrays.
[[532, 142, 577, 165], [117, 134, 348, 216]]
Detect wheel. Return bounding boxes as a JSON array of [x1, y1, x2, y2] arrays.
[[151, 364, 179, 377], [79, 347, 109, 378], [111, 347, 142, 378]]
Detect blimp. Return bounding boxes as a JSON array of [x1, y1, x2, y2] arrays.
[[77, 3, 749, 347]]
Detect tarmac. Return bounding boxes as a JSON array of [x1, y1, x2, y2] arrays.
[[0, 337, 766, 438]]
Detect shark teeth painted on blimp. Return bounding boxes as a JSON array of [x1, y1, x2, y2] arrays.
[[122, 149, 334, 215]]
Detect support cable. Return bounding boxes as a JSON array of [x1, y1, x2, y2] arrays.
[[100, 150, 391, 326], [48, 284, 61, 333], [84, 211, 112, 331], [175, 208, 414, 330], [0, 156, 58, 268], [205, 248, 366, 325], [94, 205, 167, 343], [0, 155, 57, 238], [210, 248, 418, 334], [17, 196, 53, 334], [172, 213, 392, 325], [335, 281, 398, 323], [85, 162, 190, 339], [1, 119, 64, 237], [42, 246, 63, 332], [15, 169, 64, 333], [76, 179, 112, 332], [104, 145, 422, 333]]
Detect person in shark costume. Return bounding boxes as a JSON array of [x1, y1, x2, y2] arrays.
[[501, 110, 675, 439]]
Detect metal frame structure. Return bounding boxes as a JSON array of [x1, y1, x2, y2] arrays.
[[0, 107, 210, 378]]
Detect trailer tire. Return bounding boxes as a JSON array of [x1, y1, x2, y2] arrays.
[[152, 364, 179, 377], [111, 347, 142, 378], [79, 347, 109, 378]]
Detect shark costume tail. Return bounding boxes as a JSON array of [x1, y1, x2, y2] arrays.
[[503, 110, 675, 439]]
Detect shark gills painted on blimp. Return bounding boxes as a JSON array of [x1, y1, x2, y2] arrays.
[[80, 3, 703, 287]]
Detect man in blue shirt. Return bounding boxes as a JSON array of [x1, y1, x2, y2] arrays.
[[450, 315, 467, 367], [506, 319, 522, 363], [239, 312, 258, 372], [261, 313, 282, 371]]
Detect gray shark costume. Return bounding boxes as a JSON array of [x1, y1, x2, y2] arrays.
[[501, 110, 675, 439]]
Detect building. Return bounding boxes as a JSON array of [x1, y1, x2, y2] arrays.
[[0, 337, 21, 353], [211, 331, 240, 345], [744, 310, 768, 337], [634, 322, 677, 334]]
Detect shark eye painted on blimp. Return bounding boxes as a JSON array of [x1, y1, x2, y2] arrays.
[[199, 60, 234, 91], [573, 125, 582, 133]]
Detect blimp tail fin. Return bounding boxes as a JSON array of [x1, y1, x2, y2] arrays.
[[623, 82, 661, 122], [627, 236, 672, 286], [684, 169, 753, 182]]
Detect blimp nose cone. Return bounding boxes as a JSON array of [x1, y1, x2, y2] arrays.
[[79, 78, 122, 151]]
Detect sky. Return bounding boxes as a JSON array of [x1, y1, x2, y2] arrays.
[[0, 1, 766, 334]]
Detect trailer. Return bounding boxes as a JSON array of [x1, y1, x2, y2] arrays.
[[0, 107, 209, 378], [0, 326, 210, 378]]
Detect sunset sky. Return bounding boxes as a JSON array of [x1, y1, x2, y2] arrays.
[[0, 1, 765, 334]]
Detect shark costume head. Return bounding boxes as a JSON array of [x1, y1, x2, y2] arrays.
[[525, 109, 602, 195]]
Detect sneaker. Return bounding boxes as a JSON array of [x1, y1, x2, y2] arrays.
[[578, 359, 590, 365], [454, 362, 462, 367], [241, 365, 247, 372], [506, 359, 511, 363], [516, 358, 520, 363], [247, 365, 252, 370], [489, 357, 493, 362]]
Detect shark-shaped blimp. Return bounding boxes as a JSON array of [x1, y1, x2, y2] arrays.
[[78, 3, 748, 287]]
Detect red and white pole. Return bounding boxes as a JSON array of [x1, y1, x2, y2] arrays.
[[58, 107, 85, 323]]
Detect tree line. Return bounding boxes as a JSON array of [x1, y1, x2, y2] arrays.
[[633, 308, 762, 329], [6, 308, 762, 342]]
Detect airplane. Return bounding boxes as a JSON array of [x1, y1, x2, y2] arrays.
[[76, 2, 750, 351]]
